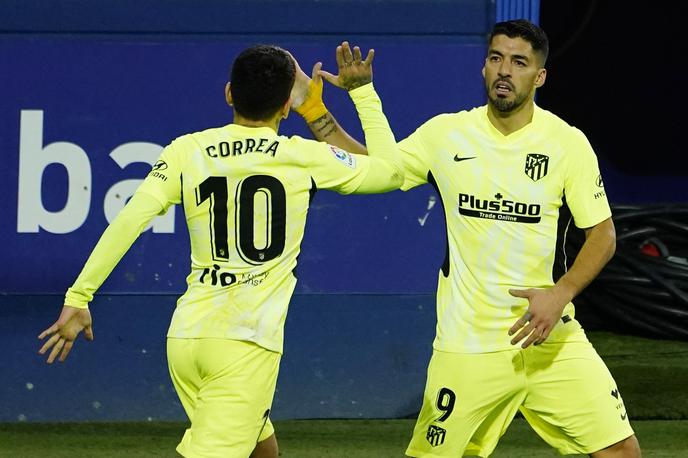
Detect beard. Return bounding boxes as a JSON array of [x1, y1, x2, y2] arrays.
[[488, 90, 527, 113], [485, 79, 528, 113]]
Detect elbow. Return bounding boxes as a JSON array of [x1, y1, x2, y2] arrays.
[[607, 239, 616, 263], [391, 168, 405, 189], [606, 221, 617, 261]]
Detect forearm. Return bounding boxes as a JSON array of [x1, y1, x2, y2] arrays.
[[349, 83, 401, 167], [64, 192, 165, 308], [307, 112, 368, 156], [554, 217, 616, 302]]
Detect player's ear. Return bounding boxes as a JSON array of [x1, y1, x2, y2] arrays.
[[281, 98, 290, 120], [225, 82, 234, 106], [535, 68, 546, 88], [481, 65, 486, 79]]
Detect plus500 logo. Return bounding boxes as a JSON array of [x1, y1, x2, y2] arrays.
[[17, 110, 175, 234]]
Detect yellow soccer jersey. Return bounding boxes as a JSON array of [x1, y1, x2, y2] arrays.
[[64, 83, 401, 354], [399, 104, 611, 353]]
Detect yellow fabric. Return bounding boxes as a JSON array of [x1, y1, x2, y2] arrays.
[[64, 192, 164, 309], [397, 105, 611, 353], [64, 83, 401, 354], [294, 77, 328, 123], [406, 329, 634, 457], [167, 338, 280, 458]]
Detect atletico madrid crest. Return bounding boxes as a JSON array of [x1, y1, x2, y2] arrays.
[[525, 153, 549, 182], [426, 424, 446, 447]]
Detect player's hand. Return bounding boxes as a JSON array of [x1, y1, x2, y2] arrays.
[[292, 64, 326, 113], [287, 53, 320, 109], [38, 305, 94, 363], [319, 41, 374, 91], [507, 287, 569, 348]]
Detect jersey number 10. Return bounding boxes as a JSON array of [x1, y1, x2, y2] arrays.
[[195, 175, 286, 265]]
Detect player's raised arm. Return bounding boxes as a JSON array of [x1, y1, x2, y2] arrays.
[[291, 43, 373, 156], [295, 42, 402, 192]]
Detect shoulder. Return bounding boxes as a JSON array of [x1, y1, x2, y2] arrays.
[[289, 134, 345, 154], [536, 106, 589, 144], [183, 125, 230, 146], [166, 127, 222, 154], [282, 134, 328, 155], [536, 107, 597, 166], [284, 134, 318, 147], [412, 107, 482, 137], [276, 134, 338, 169], [423, 108, 475, 127]]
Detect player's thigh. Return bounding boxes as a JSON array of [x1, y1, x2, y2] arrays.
[[168, 338, 202, 419], [177, 339, 281, 458], [406, 349, 526, 457], [521, 341, 635, 455]]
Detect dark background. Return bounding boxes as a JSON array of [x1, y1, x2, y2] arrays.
[[540, 1, 683, 177]]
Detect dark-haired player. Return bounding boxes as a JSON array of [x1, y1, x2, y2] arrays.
[[39, 43, 402, 458], [295, 20, 641, 458]]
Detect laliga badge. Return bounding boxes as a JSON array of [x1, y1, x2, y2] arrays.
[[330, 146, 356, 169]]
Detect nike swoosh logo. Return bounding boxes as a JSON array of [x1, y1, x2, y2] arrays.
[[454, 155, 476, 162]]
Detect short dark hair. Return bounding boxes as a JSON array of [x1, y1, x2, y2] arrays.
[[489, 19, 549, 66], [230, 45, 296, 121]]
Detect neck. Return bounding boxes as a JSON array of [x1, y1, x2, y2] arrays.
[[233, 112, 281, 132], [486, 98, 535, 136]]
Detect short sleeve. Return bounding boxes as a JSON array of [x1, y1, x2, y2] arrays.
[[564, 130, 612, 228], [135, 137, 186, 210]]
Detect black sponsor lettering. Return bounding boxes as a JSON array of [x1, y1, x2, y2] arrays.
[[149, 171, 167, 182], [461, 208, 540, 223], [199, 264, 237, 287], [457, 192, 541, 224]]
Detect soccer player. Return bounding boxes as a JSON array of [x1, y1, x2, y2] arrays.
[[38, 43, 402, 458], [294, 20, 641, 458]]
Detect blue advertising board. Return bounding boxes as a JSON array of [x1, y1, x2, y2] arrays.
[[2, 0, 685, 423], [0, 38, 487, 296]]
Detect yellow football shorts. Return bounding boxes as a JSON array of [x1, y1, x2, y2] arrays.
[[406, 333, 634, 457], [167, 338, 281, 458]]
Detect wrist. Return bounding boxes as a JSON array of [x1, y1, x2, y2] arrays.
[[295, 78, 328, 123], [296, 98, 328, 123], [348, 82, 374, 97], [64, 287, 91, 309], [552, 280, 576, 305]]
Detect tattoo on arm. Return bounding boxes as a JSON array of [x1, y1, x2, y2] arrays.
[[309, 113, 338, 139], [343, 75, 371, 90]]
